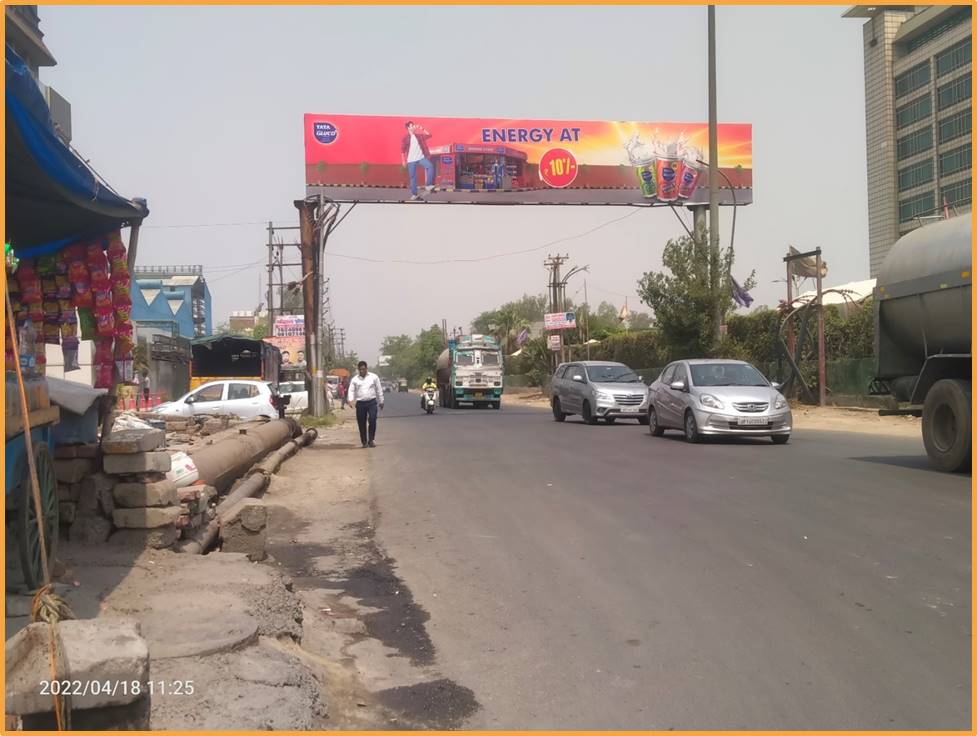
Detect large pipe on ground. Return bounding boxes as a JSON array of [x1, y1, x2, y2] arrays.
[[178, 427, 318, 554], [187, 418, 299, 493]]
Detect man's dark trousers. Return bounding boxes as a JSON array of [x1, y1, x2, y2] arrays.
[[355, 399, 378, 445]]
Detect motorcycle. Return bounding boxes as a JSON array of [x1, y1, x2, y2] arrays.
[[423, 388, 437, 414]]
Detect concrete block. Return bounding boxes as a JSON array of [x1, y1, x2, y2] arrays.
[[5, 619, 148, 714], [58, 501, 76, 525], [57, 483, 80, 502], [109, 526, 179, 550], [103, 452, 171, 476], [102, 429, 164, 455], [113, 479, 178, 508], [54, 443, 98, 459], [81, 472, 116, 496], [69, 515, 112, 544], [112, 506, 182, 529], [220, 499, 267, 561], [53, 458, 94, 484]]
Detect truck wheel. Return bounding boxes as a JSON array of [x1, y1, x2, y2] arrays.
[[922, 379, 971, 472]]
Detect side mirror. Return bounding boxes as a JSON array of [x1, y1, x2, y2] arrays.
[[669, 380, 687, 392], [185, 395, 196, 404], [572, 374, 585, 383], [771, 381, 782, 390]]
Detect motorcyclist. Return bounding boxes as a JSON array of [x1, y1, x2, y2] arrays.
[[421, 377, 438, 409]]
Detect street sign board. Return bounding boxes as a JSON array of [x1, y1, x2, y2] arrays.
[[547, 334, 563, 351], [544, 312, 577, 330]]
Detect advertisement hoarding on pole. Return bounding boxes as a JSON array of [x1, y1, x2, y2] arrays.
[[544, 312, 577, 330], [547, 334, 563, 352], [305, 114, 752, 207]]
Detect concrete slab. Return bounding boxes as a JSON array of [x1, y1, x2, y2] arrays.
[[139, 608, 258, 660]]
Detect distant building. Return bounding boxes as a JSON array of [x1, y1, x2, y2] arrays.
[[229, 310, 257, 333], [845, 5, 972, 276], [5, 6, 71, 143], [132, 265, 213, 339]]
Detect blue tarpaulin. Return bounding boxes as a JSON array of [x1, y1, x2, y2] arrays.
[[5, 44, 148, 258]]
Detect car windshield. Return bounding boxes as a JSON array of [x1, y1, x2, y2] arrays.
[[586, 365, 640, 383], [690, 363, 769, 387], [279, 382, 302, 393]]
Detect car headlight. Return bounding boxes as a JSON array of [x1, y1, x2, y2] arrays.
[[595, 391, 614, 402], [774, 395, 787, 410], [700, 393, 725, 409]]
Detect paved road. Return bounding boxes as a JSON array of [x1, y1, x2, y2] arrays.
[[365, 392, 971, 729]]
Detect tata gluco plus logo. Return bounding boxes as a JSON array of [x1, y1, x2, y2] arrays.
[[313, 121, 339, 144]]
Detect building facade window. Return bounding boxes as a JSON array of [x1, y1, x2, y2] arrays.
[[937, 72, 972, 110], [898, 159, 934, 191], [939, 143, 971, 177], [895, 61, 931, 98], [936, 38, 972, 77], [938, 108, 971, 143], [941, 178, 972, 209], [899, 191, 936, 222], [896, 94, 932, 129], [897, 126, 933, 159]]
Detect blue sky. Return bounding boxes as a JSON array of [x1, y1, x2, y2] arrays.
[[40, 4, 869, 358]]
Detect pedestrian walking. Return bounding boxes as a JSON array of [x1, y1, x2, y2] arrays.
[[348, 361, 384, 448], [338, 376, 349, 410], [141, 371, 151, 409]]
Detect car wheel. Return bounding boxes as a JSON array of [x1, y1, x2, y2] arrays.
[[582, 401, 598, 425], [684, 410, 700, 443], [771, 434, 790, 445], [552, 398, 566, 422], [648, 407, 664, 436], [604, 417, 616, 425]]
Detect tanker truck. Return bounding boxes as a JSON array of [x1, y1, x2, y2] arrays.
[[871, 215, 971, 472], [436, 334, 504, 409]]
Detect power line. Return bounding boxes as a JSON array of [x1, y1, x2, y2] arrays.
[[142, 220, 294, 230], [325, 208, 646, 266]]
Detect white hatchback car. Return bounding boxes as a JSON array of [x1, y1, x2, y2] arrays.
[[153, 380, 278, 420], [277, 381, 308, 415]]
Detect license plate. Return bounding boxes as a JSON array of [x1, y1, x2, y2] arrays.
[[737, 416, 767, 426], [621, 406, 641, 413], [474, 392, 483, 398]]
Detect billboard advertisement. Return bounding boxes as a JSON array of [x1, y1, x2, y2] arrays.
[[264, 336, 305, 366], [544, 312, 577, 330], [273, 315, 305, 338], [305, 114, 752, 206]]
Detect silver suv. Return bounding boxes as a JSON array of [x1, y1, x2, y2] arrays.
[[550, 361, 650, 425]]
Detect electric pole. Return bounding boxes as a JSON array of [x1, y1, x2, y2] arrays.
[[338, 328, 346, 359], [266, 221, 275, 333]]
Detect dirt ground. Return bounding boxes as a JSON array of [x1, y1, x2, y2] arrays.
[[504, 388, 921, 438], [260, 417, 479, 729], [8, 413, 475, 730]]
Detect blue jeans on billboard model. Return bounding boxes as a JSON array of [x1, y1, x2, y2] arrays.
[[407, 157, 434, 196], [355, 398, 378, 445]]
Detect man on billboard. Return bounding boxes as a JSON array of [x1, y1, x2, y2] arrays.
[[401, 121, 436, 200]]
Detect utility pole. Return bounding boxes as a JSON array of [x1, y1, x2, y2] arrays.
[[338, 328, 346, 359], [295, 198, 325, 416], [708, 4, 722, 346], [544, 254, 569, 365], [584, 280, 591, 360], [266, 221, 275, 333]]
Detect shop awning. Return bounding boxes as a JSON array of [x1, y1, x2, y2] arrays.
[[5, 44, 149, 258]]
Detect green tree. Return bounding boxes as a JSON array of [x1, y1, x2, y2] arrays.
[[637, 231, 755, 358]]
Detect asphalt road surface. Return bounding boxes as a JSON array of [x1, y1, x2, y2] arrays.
[[365, 392, 970, 729]]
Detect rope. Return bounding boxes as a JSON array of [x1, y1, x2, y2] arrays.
[[5, 281, 72, 729], [31, 585, 75, 730]]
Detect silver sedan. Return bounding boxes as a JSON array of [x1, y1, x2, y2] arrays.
[[647, 359, 792, 444]]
